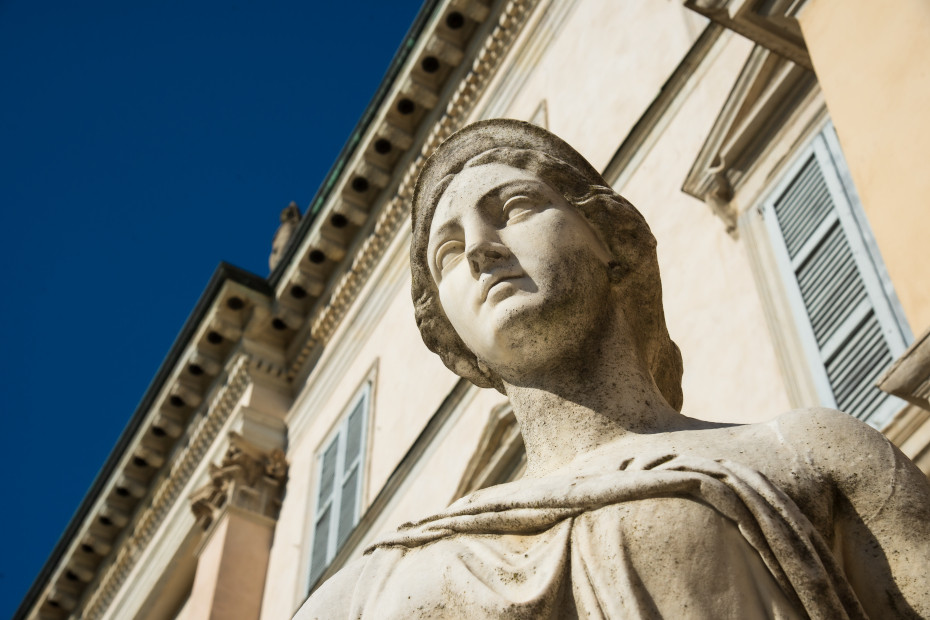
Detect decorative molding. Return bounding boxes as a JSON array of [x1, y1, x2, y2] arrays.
[[476, 0, 579, 121], [603, 22, 727, 189], [453, 403, 524, 500], [82, 355, 252, 619], [189, 432, 288, 531], [684, 0, 811, 69], [879, 327, 930, 412], [528, 99, 548, 128], [287, 0, 542, 381], [681, 44, 816, 234]]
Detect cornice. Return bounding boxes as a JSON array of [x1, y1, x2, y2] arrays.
[[684, 0, 811, 69], [82, 355, 252, 619], [879, 327, 930, 413]]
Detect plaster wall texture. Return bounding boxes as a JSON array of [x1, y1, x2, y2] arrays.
[[263, 416, 317, 620], [498, 0, 706, 170], [366, 384, 508, 533], [800, 0, 930, 332], [619, 36, 791, 423]]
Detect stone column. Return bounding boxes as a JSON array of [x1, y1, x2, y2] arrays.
[[185, 433, 288, 620], [798, 0, 930, 329]]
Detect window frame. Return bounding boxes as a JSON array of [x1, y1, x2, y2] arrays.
[[306, 381, 371, 591], [757, 123, 910, 427]]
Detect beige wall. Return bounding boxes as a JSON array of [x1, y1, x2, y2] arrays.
[[493, 0, 706, 170], [618, 36, 791, 423], [800, 0, 930, 333]]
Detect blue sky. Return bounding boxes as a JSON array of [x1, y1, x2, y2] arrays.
[[0, 0, 423, 615]]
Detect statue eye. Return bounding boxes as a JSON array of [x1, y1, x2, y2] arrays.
[[502, 195, 536, 221], [435, 240, 465, 272]]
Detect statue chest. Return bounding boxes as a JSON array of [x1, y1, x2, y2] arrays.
[[357, 497, 801, 619]]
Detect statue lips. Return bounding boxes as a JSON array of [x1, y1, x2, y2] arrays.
[[479, 268, 524, 303]]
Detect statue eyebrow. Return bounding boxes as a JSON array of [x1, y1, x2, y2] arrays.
[[430, 177, 549, 245], [431, 218, 461, 244]]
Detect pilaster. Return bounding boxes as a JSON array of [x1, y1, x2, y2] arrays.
[[186, 433, 288, 620]]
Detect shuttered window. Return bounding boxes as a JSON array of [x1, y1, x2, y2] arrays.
[[762, 126, 908, 428], [308, 384, 370, 587]]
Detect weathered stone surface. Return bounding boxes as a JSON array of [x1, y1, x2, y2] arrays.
[[297, 119, 930, 619], [189, 432, 288, 531], [269, 201, 301, 272]]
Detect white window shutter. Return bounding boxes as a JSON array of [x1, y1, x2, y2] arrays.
[[763, 126, 908, 428], [307, 384, 370, 589], [309, 439, 339, 585], [337, 397, 366, 545]]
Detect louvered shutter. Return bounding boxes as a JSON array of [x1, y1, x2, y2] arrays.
[[309, 439, 339, 585], [763, 126, 908, 428], [308, 384, 370, 589], [337, 397, 366, 545]]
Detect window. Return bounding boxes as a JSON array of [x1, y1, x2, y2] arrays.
[[308, 384, 370, 587], [761, 125, 909, 428]]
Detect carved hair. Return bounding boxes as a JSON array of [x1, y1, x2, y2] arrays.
[[411, 121, 683, 411]]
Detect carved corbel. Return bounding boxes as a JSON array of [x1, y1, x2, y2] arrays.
[[189, 432, 288, 530], [705, 157, 739, 238]]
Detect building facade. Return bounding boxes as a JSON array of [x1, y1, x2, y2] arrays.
[[17, 0, 930, 618]]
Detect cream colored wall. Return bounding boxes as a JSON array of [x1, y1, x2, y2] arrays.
[[618, 34, 791, 422], [365, 385, 509, 531], [488, 0, 706, 170], [799, 0, 930, 333]]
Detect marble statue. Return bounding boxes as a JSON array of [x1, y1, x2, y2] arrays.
[[298, 120, 930, 619]]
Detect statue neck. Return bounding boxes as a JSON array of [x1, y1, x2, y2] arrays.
[[502, 316, 689, 478]]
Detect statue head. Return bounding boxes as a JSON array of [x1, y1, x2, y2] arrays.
[[411, 119, 683, 411]]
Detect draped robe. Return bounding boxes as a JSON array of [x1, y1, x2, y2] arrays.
[[299, 416, 898, 619]]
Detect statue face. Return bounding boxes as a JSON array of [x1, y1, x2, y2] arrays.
[[427, 162, 613, 376]]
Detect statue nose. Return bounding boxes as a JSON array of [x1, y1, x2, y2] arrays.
[[466, 242, 508, 275]]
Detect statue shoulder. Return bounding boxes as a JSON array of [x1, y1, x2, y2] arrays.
[[770, 407, 895, 496], [770, 407, 930, 528], [772, 406, 887, 451], [773, 409, 930, 616]]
